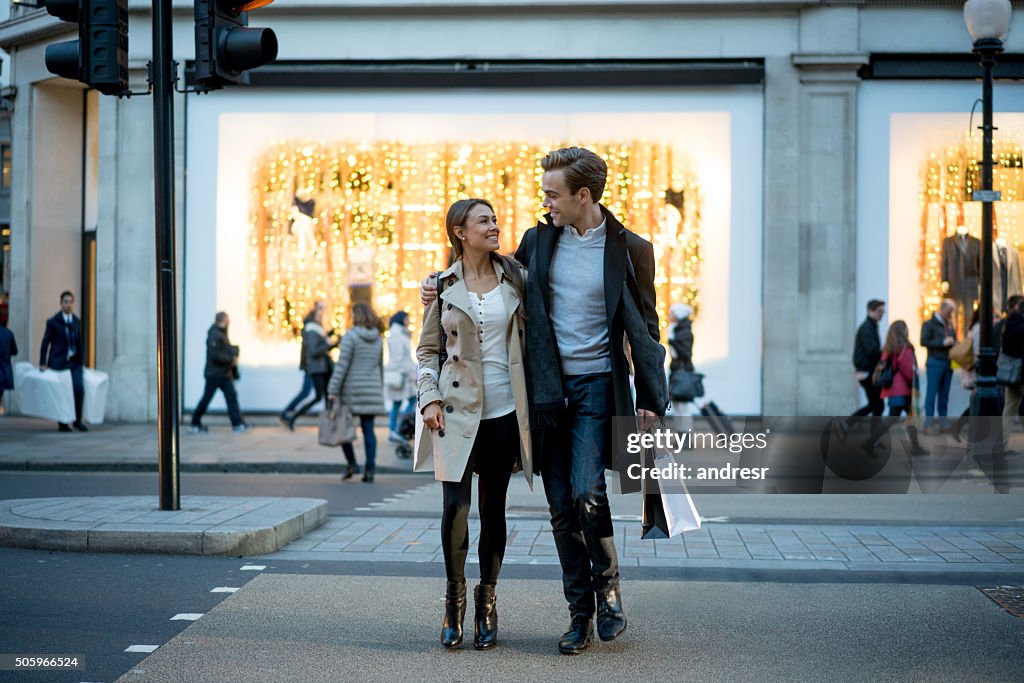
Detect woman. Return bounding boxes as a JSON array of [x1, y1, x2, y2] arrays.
[[668, 303, 696, 416], [385, 311, 417, 443], [416, 198, 532, 651], [867, 320, 927, 455], [286, 306, 337, 431], [328, 302, 386, 482], [280, 303, 324, 426]]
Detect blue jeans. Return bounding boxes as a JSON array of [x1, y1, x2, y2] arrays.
[[924, 358, 952, 427], [388, 398, 416, 432], [281, 373, 313, 417], [540, 373, 619, 618], [342, 414, 378, 471]]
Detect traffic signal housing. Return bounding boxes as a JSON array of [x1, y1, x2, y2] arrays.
[[194, 0, 278, 89], [44, 0, 129, 95]]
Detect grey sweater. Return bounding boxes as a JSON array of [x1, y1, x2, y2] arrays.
[[548, 221, 611, 375]]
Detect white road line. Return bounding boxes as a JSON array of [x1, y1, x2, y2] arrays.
[[125, 645, 159, 653], [240, 565, 266, 571], [210, 587, 240, 593], [170, 613, 204, 621], [354, 507, 373, 511]]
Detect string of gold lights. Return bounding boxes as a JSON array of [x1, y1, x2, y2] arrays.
[[249, 140, 702, 343], [919, 130, 1024, 324]]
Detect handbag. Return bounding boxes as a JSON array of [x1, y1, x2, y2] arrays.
[[383, 368, 405, 390], [949, 336, 974, 369], [318, 401, 357, 446], [872, 356, 895, 389], [996, 353, 1023, 386], [437, 274, 448, 368], [669, 370, 705, 402], [640, 450, 702, 539]]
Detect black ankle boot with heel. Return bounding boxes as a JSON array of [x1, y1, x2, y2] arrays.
[[473, 584, 497, 650], [441, 580, 466, 648]]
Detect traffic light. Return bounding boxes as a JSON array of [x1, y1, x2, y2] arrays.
[[194, 0, 278, 89], [43, 0, 129, 96]]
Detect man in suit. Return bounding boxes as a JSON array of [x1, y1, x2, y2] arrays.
[[920, 299, 957, 433], [423, 147, 668, 655], [39, 290, 87, 432]]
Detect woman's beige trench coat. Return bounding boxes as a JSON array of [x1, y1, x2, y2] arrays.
[[414, 259, 533, 489]]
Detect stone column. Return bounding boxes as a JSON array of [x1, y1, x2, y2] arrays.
[[789, 52, 868, 416]]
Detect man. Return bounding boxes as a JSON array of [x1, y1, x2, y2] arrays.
[[39, 290, 87, 432], [423, 147, 668, 654], [850, 300, 885, 418], [190, 312, 249, 433], [920, 299, 957, 433]]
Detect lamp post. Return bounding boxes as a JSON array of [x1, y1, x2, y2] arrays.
[[965, 0, 1013, 421]]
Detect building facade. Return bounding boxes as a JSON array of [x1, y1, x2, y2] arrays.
[[0, 0, 1022, 420]]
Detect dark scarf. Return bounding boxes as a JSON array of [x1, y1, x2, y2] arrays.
[[524, 244, 564, 429]]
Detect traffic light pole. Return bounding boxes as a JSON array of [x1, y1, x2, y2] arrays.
[[153, 0, 180, 511]]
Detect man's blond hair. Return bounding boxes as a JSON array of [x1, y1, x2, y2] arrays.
[[540, 147, 608, 203]]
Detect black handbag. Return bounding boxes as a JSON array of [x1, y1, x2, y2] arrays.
[[996, 353, 1022, 386], [669, 370, 704, 402], [436, 274, 448, 368], [872, 357, 894, 389]]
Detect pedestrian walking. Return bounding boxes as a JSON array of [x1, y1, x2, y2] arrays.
[[286, 306, 338, 430], [421, 147, 669, 655], [327, 302, 385, 482], [851, 299, 886, 418], [667, 303, 701, 416], [38, 290, 87, 432], [190, 312, 249, 433], [920, 299, 957, 433], [385, 311, 417, 443], [862, 321, 927, 455], [279, 302, 326, 426], [0, 320, 17, 409], [1001, 297, 1024, 418], [416, 198, 532, 651]]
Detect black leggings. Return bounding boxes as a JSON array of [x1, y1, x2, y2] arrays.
[[441, 411, 519, 586], [292, 373, 329, 420]]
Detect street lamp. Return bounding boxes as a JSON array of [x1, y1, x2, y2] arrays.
[[965, 0, 1012, 421]]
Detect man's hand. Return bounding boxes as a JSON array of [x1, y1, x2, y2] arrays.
[[638, 408, 656, 432], [420, 274, 438, 307], [422, 401, 444, 431], [944, 336, 955, 347]]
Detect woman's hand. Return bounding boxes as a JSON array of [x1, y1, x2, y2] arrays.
[[422, 401, 444, 431]]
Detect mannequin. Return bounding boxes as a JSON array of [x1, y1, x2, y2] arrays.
[[991, 219, 1022, 315], [941, 216, 980, 333], [289, 187, 317, 260]]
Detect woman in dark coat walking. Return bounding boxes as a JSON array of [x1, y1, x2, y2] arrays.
[[287, 307, 338, 430]]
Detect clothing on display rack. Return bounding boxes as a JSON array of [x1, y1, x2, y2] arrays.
[[941, 231, 981, 331], [991, 241, 1023, 316]]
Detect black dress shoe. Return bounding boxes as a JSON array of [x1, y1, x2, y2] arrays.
[[596, 586, 627, 641], [342, 464, 360, 481], [441, 580, 466, 648], [362, 469, 374, 483], [558, 615, 593, 655], [73, 422, 89, 432], [57, 423, 72, 432], [473, 584, 497, 650]]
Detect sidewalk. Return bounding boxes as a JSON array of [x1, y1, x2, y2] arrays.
[[0, 415, 418, 474]]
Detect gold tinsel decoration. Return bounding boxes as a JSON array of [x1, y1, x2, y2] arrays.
[[249, 140, 702, 343]]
